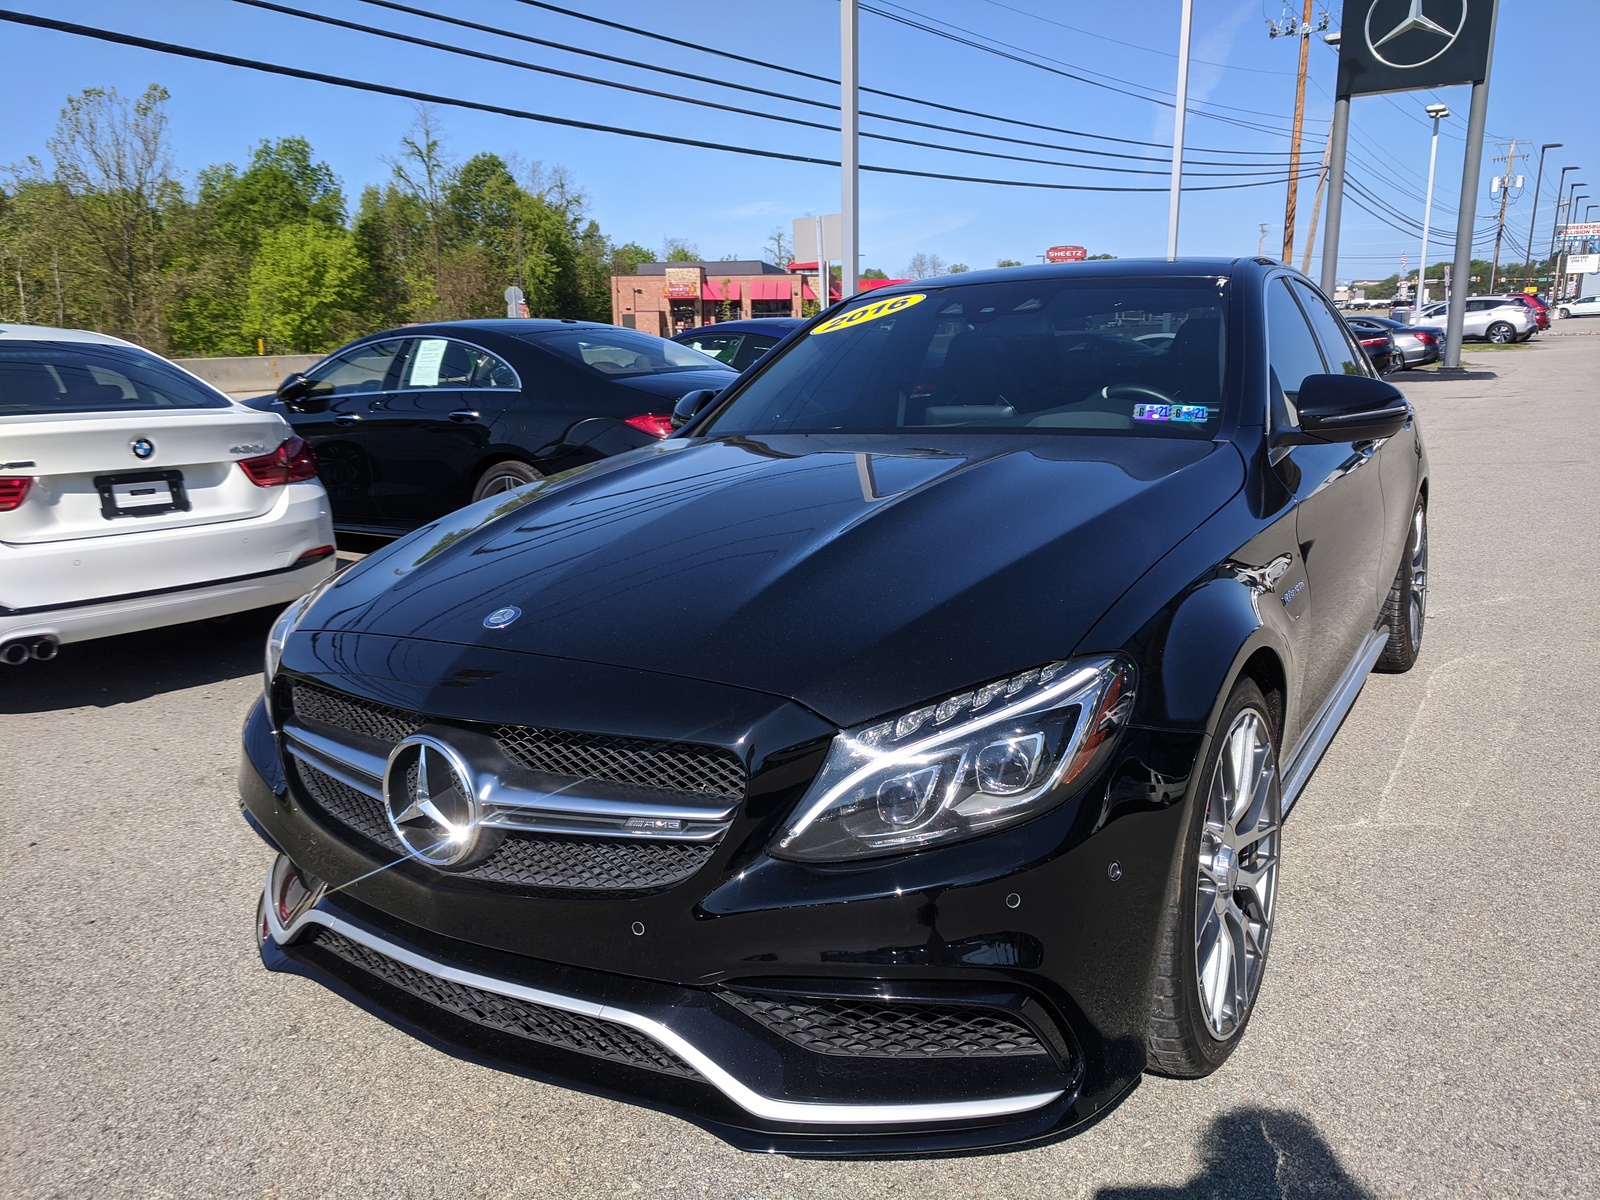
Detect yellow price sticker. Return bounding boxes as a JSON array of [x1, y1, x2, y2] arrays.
[[810, 292, 927, 335]]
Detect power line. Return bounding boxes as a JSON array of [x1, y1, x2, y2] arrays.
[[0, 10, 1323, 196], [229, 0, 1297, 178]]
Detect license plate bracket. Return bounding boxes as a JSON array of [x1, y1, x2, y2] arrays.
[[93, 469, 191, 520]]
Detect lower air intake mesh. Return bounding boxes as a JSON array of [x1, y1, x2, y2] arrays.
[[721, 990, 1049, 1058], [304, 927, 699, 1079]]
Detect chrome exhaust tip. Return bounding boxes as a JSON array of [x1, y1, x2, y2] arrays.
[[0, 641, 32, 666], [29, 638, 58, 662]]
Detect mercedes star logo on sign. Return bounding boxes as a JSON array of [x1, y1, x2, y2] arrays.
[[383, 735, 483, 867], [1365, 0, 1466, 69], [1337, 0, 1493, 98], [130, 437, 155, 460]]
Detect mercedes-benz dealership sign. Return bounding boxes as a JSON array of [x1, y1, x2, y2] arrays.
[[1337, 0, 1495, 97]]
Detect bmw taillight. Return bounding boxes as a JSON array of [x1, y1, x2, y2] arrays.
[[239, 437, 318, 487], [624, 413, 675, 439], [0, 477, 33, 511]]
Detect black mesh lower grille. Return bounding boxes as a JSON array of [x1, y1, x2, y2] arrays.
[[721, 991, 1049, 1058], [304, 927, 699, 1078], [288, 681, 746, 800], [293, 762, 713, 892]]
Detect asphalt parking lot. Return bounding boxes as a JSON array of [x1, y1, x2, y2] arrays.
[[3, 333, 1596, 1199]]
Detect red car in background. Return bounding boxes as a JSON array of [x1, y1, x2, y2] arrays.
[[1492, 294, 1550, 331]]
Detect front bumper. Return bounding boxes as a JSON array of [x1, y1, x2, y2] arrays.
[[240, 683, 1202, 1155]]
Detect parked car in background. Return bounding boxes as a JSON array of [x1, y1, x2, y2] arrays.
[[673, 317, 807, 372], [1487, 294, 1550, 330], [0, 325, 335, 663], [1554, 294, 1600, 319], [244, 258, 1429, 1154], [1406, 298, 1536, 343], [1344, 320, 1400, 373], [1345, 315, 1444, 369], [258, 320, 738, 535]]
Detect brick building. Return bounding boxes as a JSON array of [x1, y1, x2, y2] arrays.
[[611, 261, 833, 336]]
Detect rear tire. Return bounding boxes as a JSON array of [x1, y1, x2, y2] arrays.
[[1486, 322, 1514, 344], [1146, 678, 1281, 1078], [1376, 500, 1427, 673], [471, 460, 542, 502], [1557, 307, 1571, 319]]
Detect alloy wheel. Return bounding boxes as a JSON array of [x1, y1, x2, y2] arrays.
[[1195, 709, 1280, 1041], [482, 473, 524, 496], [1408, 507, 1428, 648], [1487, 322, 1513, 344]]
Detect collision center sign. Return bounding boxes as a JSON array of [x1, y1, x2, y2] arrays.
[[1046, 245, 1087, 263]]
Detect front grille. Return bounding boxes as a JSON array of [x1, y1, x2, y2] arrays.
[[721, 990, 1049, 1059], [304, 927, 699, 1079], [289, 681, 747, 800], [293, 761, 712, 892]]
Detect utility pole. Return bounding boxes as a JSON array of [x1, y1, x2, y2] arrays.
[[1489, 137, 1526, 293], [1299, 129, 1334, 274], [1272, 0, 1326, 262], [1258, 223, 1271, 255]]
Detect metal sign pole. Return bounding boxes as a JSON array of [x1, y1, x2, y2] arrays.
[[1319, 97, 1350, 295], [1442, 1, 1500, 368], [840, 0, 859, 300], [1166, 0, 1193, 261]]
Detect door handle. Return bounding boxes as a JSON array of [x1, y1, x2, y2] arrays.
[[333, 413, 363, 426], [449, 410, 480, 423]]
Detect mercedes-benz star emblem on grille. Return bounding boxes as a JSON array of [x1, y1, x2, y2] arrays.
[[1365, 0, 1466, 70], [483, 605, 522, 629], [383, 735, 483, 867], [130, 437, 155, 460]]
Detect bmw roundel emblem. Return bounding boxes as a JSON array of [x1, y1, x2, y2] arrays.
[[483, 605, 522, 629], [130, 437, 155, 460]]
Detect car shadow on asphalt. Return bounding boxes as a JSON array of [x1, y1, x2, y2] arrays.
[[0, 608, 277, 713], [1097, 1107, 1373, 1199]]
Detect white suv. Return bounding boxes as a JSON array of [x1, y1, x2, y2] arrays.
[[1, 326, 336, 663], [1409, 299, 1536, 343], [1554, 295, 1600, 319]]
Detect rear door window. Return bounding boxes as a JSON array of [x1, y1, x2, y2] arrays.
[[401, 338, 518, 390], [0, 342, 231, 416]]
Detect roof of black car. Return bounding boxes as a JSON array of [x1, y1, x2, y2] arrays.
[[870, 258, 1272, 293]]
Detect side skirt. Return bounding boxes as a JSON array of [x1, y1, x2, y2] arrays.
[[1280, 628, 1388, 816]]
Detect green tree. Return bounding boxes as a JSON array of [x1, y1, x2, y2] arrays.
[[996, 258, 1023, 268], [611, 241, 654, 273], [861, 266, 889, 280], [948, 262, 970, 274], [244, 222, 364, 352], [662, 237, 699, 262]]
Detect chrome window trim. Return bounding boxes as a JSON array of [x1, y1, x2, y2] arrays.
[[262, 865, 1064, 1126], [395, 335, 525, 394]]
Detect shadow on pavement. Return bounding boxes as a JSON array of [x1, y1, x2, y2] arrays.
[[0, 607, 278, 714], [1097, 1107, 1373, 1200]]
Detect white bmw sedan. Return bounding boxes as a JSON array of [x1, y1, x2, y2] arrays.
[[1, 326, 336, 663]]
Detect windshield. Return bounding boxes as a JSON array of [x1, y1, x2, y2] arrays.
[[698, 277, 1228, 439], [526, 328, 725, 377], [0, 341, 231, 417]]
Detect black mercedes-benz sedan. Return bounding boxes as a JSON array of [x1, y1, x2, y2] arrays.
[[261, 319, 737, 534], [240, 259, 1428, 1155]]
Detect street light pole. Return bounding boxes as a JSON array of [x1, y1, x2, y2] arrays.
[[1166, 0, 1194, 261], [1549, 167, 1577, 259], [1417, 104, 1449, 307], [1524, 143, 1561, 285]]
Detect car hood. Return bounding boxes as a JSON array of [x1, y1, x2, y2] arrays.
[[304, 433, 1245, 727], [608, 368, 738, 402]]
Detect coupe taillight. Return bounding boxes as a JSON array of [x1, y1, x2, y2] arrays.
[[0, 477, 33, 511], [239, 437, 318, 487], [624, 414, 675, 439], [1416, 331, 1438, 344], [1359, 336, 1386, 349]]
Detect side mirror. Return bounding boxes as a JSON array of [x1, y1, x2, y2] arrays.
[[670, 388, 719, 430], [1280, 374, 1410, 445], [276, 372, 317, 410]]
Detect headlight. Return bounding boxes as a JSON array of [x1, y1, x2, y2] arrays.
[[771, 656, 1135, 863], [264, 572, 337, 701]]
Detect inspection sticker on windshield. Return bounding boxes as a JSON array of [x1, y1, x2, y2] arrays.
[[811, 292, 926, 335], [1134, 403, 1208, 423]]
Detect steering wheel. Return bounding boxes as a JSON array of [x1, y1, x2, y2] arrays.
[[1101, 383, 1179, 406]]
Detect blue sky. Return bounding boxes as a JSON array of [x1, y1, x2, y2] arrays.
[[1, 1, 1594, 283]]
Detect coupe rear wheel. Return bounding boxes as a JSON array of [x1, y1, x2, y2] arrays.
[[1376, 501, 1427, 672], [471, 460, 542, 502], [1557, 307, 1571, 319], [1146, 678, 1281, 1077], [1486, 321, 1514, 344]]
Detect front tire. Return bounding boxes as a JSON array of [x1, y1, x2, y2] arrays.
[[471, 460, 542, 502], [1557, 307, 1571, 319], [1486, 321, 1514, 344], [1146, 678, 1282, 1078], [1376, 501, 1427, 673]]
